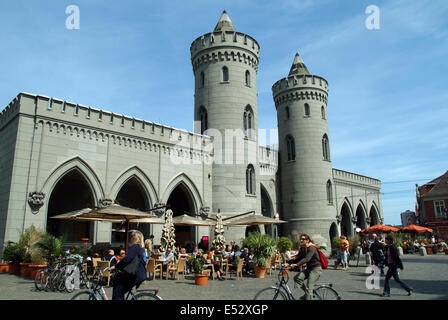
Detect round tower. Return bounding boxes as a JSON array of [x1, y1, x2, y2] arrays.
[[272, 53, 335, 248], [190, 11, 261, 240]]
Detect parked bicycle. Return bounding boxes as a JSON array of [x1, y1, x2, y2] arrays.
[[71, 266, 162, 300], [254, 265, 341, 300]]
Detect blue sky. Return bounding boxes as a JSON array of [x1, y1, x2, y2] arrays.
[[1, 0, 447, 226]]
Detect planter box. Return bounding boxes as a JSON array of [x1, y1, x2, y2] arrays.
[[8, 262, 20, 275], [426, 247, 432, 255], [28, 264, 47, 280], [444, 249, 448, 255], [20, 263, 31, 278], [0, 263, 9, 273]]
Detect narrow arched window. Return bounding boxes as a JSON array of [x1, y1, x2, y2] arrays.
[[243, 105, 254, 139], [322, 134, 330, 160], [199, 106, 208, 134], [246, 165, 255, 195], [200, 72, 205, 87], [327, 180, 333, 204], [245, 70, 250, 86], [321, 106, 326, 119], [286, 106, 290, 120], [286, 135, 296, 161], [304, 103, 310, 117], [222, 66, 229, 82]]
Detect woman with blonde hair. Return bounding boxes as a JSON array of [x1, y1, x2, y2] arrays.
[[110, 230, 147, 300]]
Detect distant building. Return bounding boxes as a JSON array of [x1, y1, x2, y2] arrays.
[[416, 171, 448, 239], [400, 210, 416, 227]]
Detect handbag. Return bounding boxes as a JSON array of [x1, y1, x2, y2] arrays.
[[123, 251, 141, 276]]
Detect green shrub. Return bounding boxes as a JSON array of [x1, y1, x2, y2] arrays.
[[276, 237, 293, 254], [2, 241, 24, 263], [242, 232, 276, 267]]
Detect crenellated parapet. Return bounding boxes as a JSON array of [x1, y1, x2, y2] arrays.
[[2, 92, 214, 161], [190, 31, 260, 73], [272, 74, 328, 109]]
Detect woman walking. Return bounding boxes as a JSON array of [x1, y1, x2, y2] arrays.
[[382, 235, 413, 297], [110, 231, 147, 300]]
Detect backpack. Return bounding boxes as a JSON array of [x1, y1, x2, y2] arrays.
[[310, 245, 328, 269]]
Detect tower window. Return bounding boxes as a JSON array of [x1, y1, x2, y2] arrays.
[[327, 180, 333, 204], [321, 106, 326, 119], [286, 106, 290, 120], [200, 72, 205, 87], [243, 105, 254, 139], [304, 103, 310, 117], [222, 66, 229, 82], [199, 106, 208, 134], [322, 134, 330, 160], [286, 135, 296, 161], [245, 70, 250, 86], [246, 165, 255, 195]]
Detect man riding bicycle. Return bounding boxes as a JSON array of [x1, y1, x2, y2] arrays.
[[286, 234, 323, 300]]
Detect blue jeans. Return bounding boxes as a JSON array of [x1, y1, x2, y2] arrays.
[[337, 251, 348, 267], [384, 265, 411, 295]]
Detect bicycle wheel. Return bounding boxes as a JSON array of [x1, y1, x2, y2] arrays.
[[134, 292, 163, 300], [254, 287, 288, 300], [34, 269, 45, 291], [314, 286, 341, 300], [64, 275, 75, 293], [71, 290, 99, 300]]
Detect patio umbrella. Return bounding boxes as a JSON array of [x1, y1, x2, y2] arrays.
[[359, 224, 399, 233], [172, 214, 215, 226], [212, 211, 226, 252], [161, 209, 176, 252], [224, 213, 287, 226], [51, 204, 160, 251], [400, 224, 433, 233]]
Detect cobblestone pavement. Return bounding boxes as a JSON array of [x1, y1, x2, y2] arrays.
[[0, 255, 447, 300]]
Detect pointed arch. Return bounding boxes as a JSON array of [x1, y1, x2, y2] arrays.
[[41, 156, 104, 205], [161, 173, 203, 213], [109, 166, 158, 207]]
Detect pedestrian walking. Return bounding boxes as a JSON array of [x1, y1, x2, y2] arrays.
[[369, 234, 385, 276], [381, 235, 413, 297], [335, 235, 349, 270]]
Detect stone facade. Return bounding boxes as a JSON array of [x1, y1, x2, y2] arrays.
[[0, 11, 382, 255]]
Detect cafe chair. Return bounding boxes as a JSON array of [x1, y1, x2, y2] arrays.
[[147, 258, 163, 280], [166, 258, 186, 280]]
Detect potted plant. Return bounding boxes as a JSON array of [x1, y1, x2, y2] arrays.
[[187, 255, 208, 285], [34, 232, 64, 258], [28, 246, 47, 280], [242, 232, 276, 278], [17, 226, 44, 278], [2, 241, 24, 275]]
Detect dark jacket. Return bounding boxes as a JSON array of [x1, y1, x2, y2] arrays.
[[384, 244, 403, 269], [370, 240, 385, 262], [115, 244, 147, 286], [290, 245, 321, 269]]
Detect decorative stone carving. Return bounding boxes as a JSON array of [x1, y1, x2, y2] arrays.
[[153, 203, 166, 217], [199, 206, 210, 219], [28, 192, 45, 214], [98, 198, 113, 208]]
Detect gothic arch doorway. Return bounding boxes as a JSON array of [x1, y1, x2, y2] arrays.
[[355, 204, 367, 230], [369, 205, 380, 226], [340, 202, 353, 237], [113, 177, 151, 245], [167, 183, 196, 248], [46, 169, 95, 244], [261, 184, 276, 239], [329, 222, 339, 252]]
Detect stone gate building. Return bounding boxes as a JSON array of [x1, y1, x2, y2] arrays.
[[0, 11, 383, 254]]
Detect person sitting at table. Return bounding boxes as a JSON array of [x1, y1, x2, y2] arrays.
[[103, 249, 118, 267], [118, 250, 126, 260], [211, 249, 225, 281], [207, 247, 215, 263], [192, 246, 199, 257], [178, 247, 189, 259], [161, 247, 175, 265], [240, 248, 254, 275]]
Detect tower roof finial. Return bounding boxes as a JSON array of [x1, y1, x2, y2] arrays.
[[289, 52, 310, 76], [214, 10, 236, 32]]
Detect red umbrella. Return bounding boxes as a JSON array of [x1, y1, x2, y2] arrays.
[[360, 224, 399, 233], [400, 224, 433, 233]]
